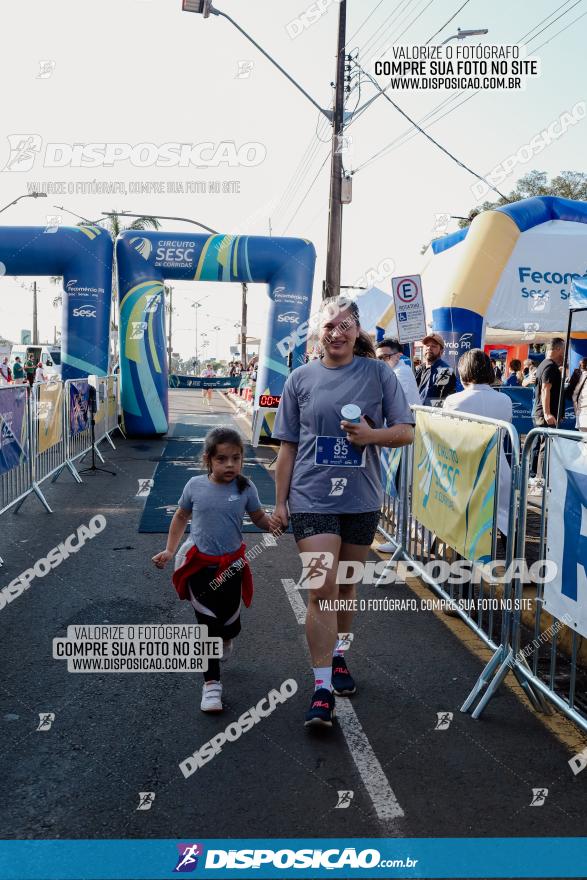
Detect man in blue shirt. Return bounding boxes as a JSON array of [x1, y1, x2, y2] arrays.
[[415, 333, 456, 405]]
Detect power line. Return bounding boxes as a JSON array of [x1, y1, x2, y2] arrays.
[[357, 65, 509, 198], [272, 111, 330, 223], [353, 0, 584, 174], [360, 0, 415, 59], [531, 6, 587, 49], [424, 0, 471, 44], [517, 0, 578, 43], [282, 151, 331, 234], [379, 0, 440, 56], [345, 0, 386, 49]]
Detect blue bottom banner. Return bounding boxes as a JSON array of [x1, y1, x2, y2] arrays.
[[168, 376, 241, 390], [0, 838, 586, 879]]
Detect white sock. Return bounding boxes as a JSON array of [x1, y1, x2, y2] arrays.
[[313, 666, 332, 691], [333, 639, 348, 658]]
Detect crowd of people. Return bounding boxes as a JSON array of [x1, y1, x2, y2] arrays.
[[0, 354, 48, 386]]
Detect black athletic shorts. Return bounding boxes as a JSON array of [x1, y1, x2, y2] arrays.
[[290, 511, 380, 545], [187, 565, 243, 640]]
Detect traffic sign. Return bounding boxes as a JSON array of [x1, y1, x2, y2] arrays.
[[391, 274, 427, 344]]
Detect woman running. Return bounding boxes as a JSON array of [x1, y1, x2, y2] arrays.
[[153, 427, 273, 712], [270, 296, 415, 728]]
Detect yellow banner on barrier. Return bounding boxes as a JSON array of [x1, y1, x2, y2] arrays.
[[37, 382, 63, 453], [94, 381, 106, 425], [412, 410, 498, 564], [107, 377, 117, 419]]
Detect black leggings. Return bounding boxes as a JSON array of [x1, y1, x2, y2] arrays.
[[188, 565, 243, 682]]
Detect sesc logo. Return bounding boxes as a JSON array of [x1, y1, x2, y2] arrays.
[[129, 236, 152, 261], [277, 311, 300, 324], [72, 307, 97, 318]]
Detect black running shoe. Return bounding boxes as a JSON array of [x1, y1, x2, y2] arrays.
[[304, 687, 336, 728], [332, 654, 357, 696]]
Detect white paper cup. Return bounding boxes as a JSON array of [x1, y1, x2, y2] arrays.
[[341, 404, 361, 423]]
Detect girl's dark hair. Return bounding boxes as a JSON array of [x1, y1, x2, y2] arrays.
[[319, 296, 376, 359], [203, 426, 249, 493], [458, 348, 495, 386], [509, 359, 522, 372]]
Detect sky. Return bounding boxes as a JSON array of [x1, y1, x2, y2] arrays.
[[0, 0, 585, 359]]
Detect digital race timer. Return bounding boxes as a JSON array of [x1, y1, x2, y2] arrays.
[[258, 394, 282, 408]]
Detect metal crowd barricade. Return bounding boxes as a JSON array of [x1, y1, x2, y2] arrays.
[[0, 383, 46, 516], [29, 378, 82, 497], [466, 427, 587, 733], [378, 406, 522, 697]]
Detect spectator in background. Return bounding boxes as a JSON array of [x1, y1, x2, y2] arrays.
[[375, 338, 420, 407], [0, 357, 12, 384], [490, 358, 502, 386], [24, 355, 36, 387], [34, 361, 47, 384], [443, 349, 513, 612], [11, 357, 24, 384], [531, 337, 565, 487], [412, 356, 422, 370], [568, 357, 587, 433], [522, 359, 537, 387], [414, 333, 456, 406], [505, 358, 523, 386]]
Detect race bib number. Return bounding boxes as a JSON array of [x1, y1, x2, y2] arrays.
[[314, 436, 366, 467]]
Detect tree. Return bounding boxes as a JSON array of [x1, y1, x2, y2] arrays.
[[458, 170, 587, 228]]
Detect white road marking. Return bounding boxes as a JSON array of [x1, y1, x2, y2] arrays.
[[335, 699, 405, 822], [281, 579, 405, 828], [281, 578, 307, 625]]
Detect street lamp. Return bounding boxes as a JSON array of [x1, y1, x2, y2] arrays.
[[441, 28, 489, 44], [182, 0, 211, 14], [181, 2, 329, 120], [0, 192, 47, 216], [190, 295, 210, 371]]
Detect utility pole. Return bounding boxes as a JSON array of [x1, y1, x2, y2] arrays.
[[241, 283, 248, 367], [166, 285, 173, 374], [195, 303, 199, 374], [324, 0, 347, 301], [32, 281, 38, 344]]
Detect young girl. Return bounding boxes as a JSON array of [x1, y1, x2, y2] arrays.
[[152, 426, 273, 712]]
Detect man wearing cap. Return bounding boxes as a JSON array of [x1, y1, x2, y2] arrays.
[[415, 333, 456, 405]]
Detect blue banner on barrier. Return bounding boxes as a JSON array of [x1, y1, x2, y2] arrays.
[[1, 838, 587, 879], [498, 386, 575, 434], [69, 381, 90, 435], [0, 386, 27, 475], [168, 375, 241, 390]]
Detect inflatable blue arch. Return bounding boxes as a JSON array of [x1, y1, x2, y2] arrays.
[[0, 225, 112, 377], [116, 231, 316, 435], [422, 196, 587, 368]]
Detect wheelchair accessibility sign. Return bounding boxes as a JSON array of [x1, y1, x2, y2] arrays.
[[392, 274, 427, 344]]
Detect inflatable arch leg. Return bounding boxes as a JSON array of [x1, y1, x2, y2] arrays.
[[0, 226, 112, 377], [116, 231, 316, 436]]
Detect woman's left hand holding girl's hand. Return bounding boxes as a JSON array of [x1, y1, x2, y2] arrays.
[[340, 416, 375, 446]]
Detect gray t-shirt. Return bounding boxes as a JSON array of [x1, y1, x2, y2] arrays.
[[272, 356, 414, 513], [178, 475, 262, 555]]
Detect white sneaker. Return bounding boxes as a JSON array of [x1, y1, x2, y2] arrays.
[[220, 639, 233, 664], [200, 681, 223, 713], [377, 541, 396, 553]]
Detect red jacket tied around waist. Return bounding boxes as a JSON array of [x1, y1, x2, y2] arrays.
[[172, 542, 253, 607]]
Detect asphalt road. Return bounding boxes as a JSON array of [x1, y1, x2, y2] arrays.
[[0, 390, 585, 848]]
